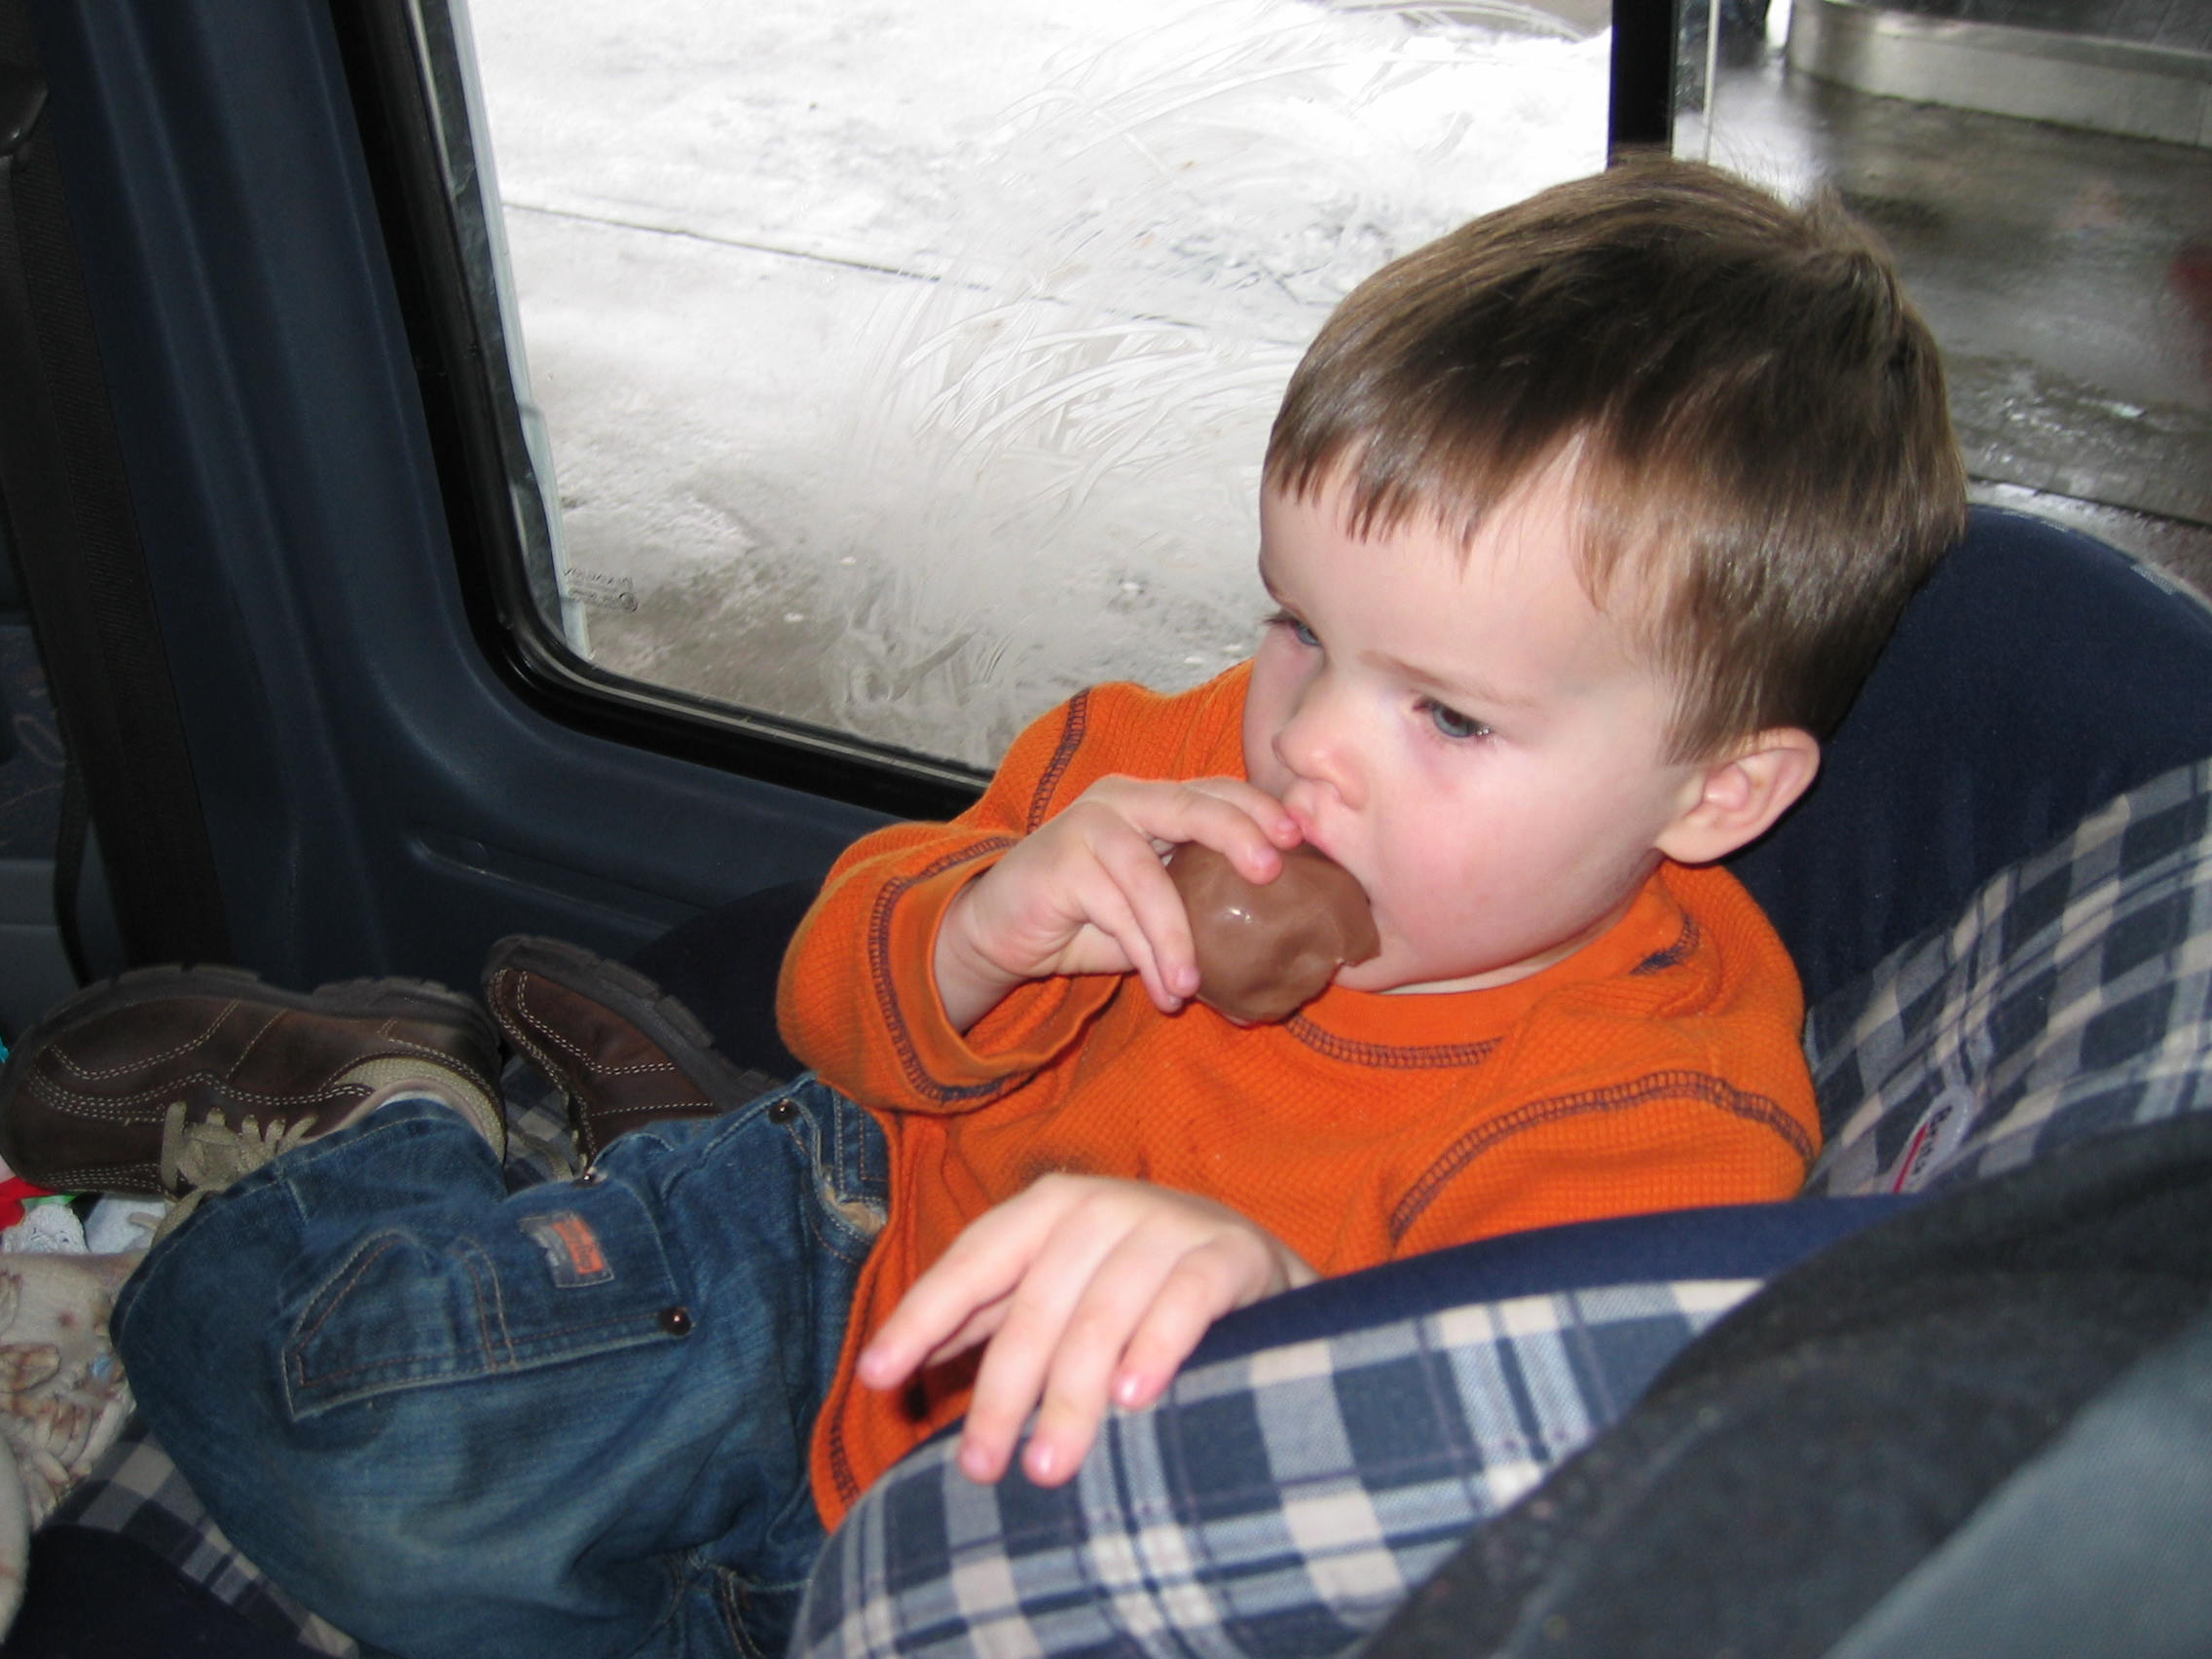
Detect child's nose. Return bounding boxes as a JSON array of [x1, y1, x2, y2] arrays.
[[1272, 681, 1364, 809]]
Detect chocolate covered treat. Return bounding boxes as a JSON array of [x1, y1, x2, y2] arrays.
[[1166, 842, 1380, 1023]]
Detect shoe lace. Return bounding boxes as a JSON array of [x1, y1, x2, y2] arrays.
[[159, 1098, 320, 1194], [152, 1101, 319, 1245]]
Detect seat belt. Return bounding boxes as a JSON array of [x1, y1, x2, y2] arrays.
[[50, 753, 92, 986], [0, 5, 232, 972]]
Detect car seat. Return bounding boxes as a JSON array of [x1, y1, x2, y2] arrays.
[[787, 503, 2212, 1659]]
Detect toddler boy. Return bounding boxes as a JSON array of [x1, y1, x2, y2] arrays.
[[0, 158, 1963, 1659], [781, 154, 1962, 1504]]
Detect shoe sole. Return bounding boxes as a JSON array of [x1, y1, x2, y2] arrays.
[[484, 935, 774, 1111], [0, 966, 498, 1169]]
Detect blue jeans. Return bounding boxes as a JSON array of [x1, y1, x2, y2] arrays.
[[112, 1080, 886, 1659]]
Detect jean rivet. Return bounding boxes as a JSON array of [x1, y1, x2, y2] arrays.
[[575, 1166, 605, 1186], [768, 1099, 798, 1124], [658, 1306, 694, 1336]]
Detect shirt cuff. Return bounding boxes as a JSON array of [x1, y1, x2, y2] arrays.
[[876, 852, 1121, 1100]]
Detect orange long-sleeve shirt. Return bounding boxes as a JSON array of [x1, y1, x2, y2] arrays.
[[779, 666, 1818, 1526]]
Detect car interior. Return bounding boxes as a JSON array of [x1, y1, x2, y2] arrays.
[[2, 0, 2209, 1654]]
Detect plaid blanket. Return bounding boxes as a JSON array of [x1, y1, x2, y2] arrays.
[[43, 758, 2212, 1659], [798, 1278, 1762, 1659], [1806, 756, 2212, 1196]]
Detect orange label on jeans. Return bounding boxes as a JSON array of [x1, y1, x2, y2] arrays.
[[520, 1211, 612, 1286]]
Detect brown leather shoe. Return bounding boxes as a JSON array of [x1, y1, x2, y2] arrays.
[[0, 967, 503, 1198], [483, 936, 783, 1165]]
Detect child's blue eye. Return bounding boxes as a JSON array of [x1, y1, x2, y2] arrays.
[[1267, 609, 1320, 648], [1423, 700, 1491, 741]]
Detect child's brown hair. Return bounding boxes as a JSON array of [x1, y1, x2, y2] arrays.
[[1265, 157, 1967, 759]]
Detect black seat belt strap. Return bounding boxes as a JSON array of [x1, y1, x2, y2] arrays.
[[50, 750, 91, 986], [0, 5, 232, 971]]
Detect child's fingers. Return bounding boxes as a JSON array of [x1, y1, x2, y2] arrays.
[[856, 1296, 985, 1396], [913, 1298, 1012, 1374], [1104, 1241, 1267, 1413], [866, 1179, 1313, 1487], [947, 1200, 1133, 1481], [858, 1211, 1040, 1391], [861, 1174, 1117, 1396], [1173, 776, 1306, 864], [954, 804, 1184, 996], [990, 1198, 1300, 1486], [1013, 1232, 1212, 1485], [1077, 784, 1306, 1005], [1092, 777, 1299, 882], [943, 776, 1297, 1015], [858, 1298, 1014, 1390], [1027, 1229, 1300, 1476], [1081, 831, 1195, 1006]]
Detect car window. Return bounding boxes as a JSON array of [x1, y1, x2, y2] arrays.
[[447, 0, 1609, 771]]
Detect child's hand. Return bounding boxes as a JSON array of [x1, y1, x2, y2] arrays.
[[934, 775, 1300, 1031], [856, 1175, 1317, 1487]]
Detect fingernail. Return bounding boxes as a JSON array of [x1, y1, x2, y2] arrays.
[[1026, 1442, 1059, 1483], [1115, 1373, 1143, 1407]]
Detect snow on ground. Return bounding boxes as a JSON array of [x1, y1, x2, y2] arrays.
[[467, 0, 1606, 765]]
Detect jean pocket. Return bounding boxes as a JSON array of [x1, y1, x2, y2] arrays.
[[284, 1181, 686, 1418], [801, 1083, 889, 1255]]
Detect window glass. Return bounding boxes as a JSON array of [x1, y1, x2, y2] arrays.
[[465, 0, 1608, 768], [1675, 0, 2212, 587]]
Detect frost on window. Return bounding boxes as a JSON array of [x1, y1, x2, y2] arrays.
[[470, 0, 1607, 769]]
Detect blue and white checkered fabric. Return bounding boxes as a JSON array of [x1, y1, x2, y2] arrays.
[[799, 1280, 1760, 1659], [1809, 757, 2212, 1198]]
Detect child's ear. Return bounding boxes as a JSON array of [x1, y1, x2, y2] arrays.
[[1654, 728, 1822, 866]]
